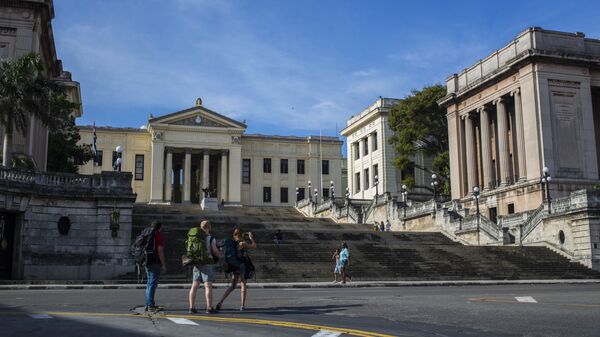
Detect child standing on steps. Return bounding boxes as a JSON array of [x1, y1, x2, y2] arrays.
[[332, 248, 341, 282]]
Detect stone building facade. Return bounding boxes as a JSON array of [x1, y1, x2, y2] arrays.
[[439, 27, 600, 219], [0, 0, 82, 170], [341, 97, 433, 200], [78, 101, 344, 207]]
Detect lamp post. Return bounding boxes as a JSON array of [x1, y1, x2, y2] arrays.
[[473, 186, 481, 245], [308, 180, 312, 203], [401, 184, 408, 217], [330, 180, 335, 200], [295, 187, 299, 206], [374, 174, 379, 200], [431, 173, 439, 201], [345, 187, 350, 216], [314, 188, 318, 204], [114, 145, 123, 172], [541, 166, 552, 213]]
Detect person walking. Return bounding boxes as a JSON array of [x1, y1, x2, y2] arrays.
[[145, 221, 166, 312], [216, 228, 257, 311], [385, 219, 392, 232], [332, 248, 341, 283], [188, 220, 221, 314], [379, 221, 385, 232], [339, 242, 351, 284], [373, 222, 379, 232]]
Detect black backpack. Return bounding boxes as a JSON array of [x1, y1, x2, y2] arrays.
[[132, 227, 156, 265], [218, 238, 242, 273]]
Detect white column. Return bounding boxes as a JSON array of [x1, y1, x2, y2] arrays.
[[228, 146, 242, 204], [512, 89, 527, 181], [220, 150, 228, 201], [183, 148, 191, 204], [465, 114, 478, 192], [495, 97, 510, 186], [203, 151, 210, 190], [149, 140, 165, 203], [479, 106, 493, 190], [165, 149, 173, 203]]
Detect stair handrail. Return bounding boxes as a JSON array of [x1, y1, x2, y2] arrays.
[[520, 204, 546, 240], [403, 199, 436, 218]]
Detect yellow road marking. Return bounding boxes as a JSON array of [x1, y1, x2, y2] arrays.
[[467, 297, 600, 308], [0, 311, 398, 337]]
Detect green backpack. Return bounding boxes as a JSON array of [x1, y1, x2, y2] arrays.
[[186, 227, 214, 265]]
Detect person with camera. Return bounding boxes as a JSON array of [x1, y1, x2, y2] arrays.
[[216, 228, 256, 311]]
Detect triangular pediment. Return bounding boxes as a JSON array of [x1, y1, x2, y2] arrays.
[[148, 105, 246, 130]]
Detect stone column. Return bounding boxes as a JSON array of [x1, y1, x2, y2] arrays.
[[149, 140, 165, 203], [464, 113, 478, 192], [512, 89, 527, 181], [495, 97, 510, 186], [203, 151, 210, 190], [165, 148, 173, 202], [478, 106, 493, 190], [220, 150, 228, 201], [183, 148, 192, 204]]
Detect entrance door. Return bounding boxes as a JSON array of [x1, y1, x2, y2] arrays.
[[0, 213, 15, 279]]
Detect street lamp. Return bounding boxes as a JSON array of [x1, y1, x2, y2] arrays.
[[295, 187, 299, 206], [431, 173, 439, 201], [401, 184, 408, 217], [473, 186, 481, 245], [314, 188, 318, 204], [308, 180, 312, 202], [114, 145, 123, 172], [374, 175, 379, 200], [330, 180, 335, 200], [541, 166, 552, 213], [345, 187, 350, 216]]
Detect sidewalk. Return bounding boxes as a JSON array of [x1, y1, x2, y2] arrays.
[[1, 279, 599, 290]]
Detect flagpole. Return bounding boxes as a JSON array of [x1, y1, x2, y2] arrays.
[[319, 129, 323, 201]]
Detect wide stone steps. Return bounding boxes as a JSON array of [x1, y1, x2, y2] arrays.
[[125, 205, 600, 282]]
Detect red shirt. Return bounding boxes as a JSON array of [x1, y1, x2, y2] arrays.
[[155, 231, 164, 251]]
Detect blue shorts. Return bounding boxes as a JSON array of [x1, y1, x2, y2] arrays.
[[193, 265, 216, 283]]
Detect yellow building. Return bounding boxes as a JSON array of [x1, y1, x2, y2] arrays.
[[78, 100, 343, 206]]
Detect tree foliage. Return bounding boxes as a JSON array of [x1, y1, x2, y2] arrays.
[[388, 84, 450, 194]]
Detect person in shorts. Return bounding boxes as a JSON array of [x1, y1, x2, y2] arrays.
[[188, 220, 220, 314]]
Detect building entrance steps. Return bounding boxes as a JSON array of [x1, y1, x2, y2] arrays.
[[127, 205, 600, 283]]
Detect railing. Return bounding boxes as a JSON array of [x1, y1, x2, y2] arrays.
[[314, 199, 333, 213], [0, 167, 133, 194], [403, 200, 436, 218], [459, 213, 500, 241], [520, 204, 546, 240], [296, 198, 310, 209]]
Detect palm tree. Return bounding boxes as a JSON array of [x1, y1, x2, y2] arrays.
[[0, 53, 63, 167]]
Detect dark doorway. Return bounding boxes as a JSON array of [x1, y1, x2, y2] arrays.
[[591, 87, 600, 179], [0, 213, 16, 279], [488, 207, 497, 224]]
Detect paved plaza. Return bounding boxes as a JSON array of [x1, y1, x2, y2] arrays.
[[1, 284, 599, 337]]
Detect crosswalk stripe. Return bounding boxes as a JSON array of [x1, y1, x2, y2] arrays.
[[30, 314, 53, 319], [515, 296, 537, 303], [167, 317, 199, 325], [311, 330, 342, 337]]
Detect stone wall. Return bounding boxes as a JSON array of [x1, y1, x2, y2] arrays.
[[0, 169, 136, 280]]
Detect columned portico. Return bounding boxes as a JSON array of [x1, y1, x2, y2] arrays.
[[495, 98, 510, 186], [165, 149, 173, 202], [202, 151, 210, 190], [183, 148, 192, 204], [220, 151, 228, 201]]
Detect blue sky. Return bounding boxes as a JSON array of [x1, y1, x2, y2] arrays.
[[53, 0, 600, 138]]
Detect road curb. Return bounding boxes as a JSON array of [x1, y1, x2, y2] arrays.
[[1, 279, 599, 290]]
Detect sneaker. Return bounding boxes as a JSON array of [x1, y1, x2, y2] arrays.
[[206, 308, 217, 314], [188, 308, 197, 314], [145, 305, 163, 312], [240, 306, 246, 311]]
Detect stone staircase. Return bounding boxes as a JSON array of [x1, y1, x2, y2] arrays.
[[128, 205, 600, 282]]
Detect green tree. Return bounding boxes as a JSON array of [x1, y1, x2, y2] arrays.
[[388, 84, 450, 195]]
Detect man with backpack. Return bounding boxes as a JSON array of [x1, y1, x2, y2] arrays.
[[132, 221, 166, 312], [187, 220, 221, 314]]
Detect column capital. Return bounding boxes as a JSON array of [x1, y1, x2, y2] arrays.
[[510, 88, 521, 96], [221, 149, 229, 156], [203, 150, 210, 156], [477, 105, 492, 113], [165, 146, 173, 154], [493, 96, 508, 106]]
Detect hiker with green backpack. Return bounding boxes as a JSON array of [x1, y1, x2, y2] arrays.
[[185, 220, 221, 314]]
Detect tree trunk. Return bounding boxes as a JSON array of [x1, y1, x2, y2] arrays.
[[2, 130, 12, 167]]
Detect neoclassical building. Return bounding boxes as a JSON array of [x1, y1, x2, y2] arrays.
[[341, 97, 433, 200], [78, 100, 343, 206], [439, 27, 600, 219]]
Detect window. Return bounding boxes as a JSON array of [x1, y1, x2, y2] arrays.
[[296, 159, 305, 174], [280, 159, 288, 174], [322, 188, 329, 199], [372, 132, 378, 151], [263, 158, 272, 173], [94, 150, 103, 167], [263, 187, 272, 203], [242, 159, 251, 184], [135, 154, 144, 180], [112, 151, 121, 172], [508, 203, 515, 214], [355, 172, 361, 192], [297, 187, 305, 201], [363, 138, 369, 155], [322, 160, 329, 175], [354, 143, 360, 160], [373, 164, 378, 185], [364, 168, 370, 189], [280, 187, 288, 203]]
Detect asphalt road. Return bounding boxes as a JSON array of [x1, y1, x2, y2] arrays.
[[0, 284, 599, 337]]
